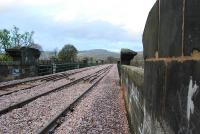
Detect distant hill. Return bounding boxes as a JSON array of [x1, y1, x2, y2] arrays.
[[39, 49, 143, 61], [78, 49, 120, 60]]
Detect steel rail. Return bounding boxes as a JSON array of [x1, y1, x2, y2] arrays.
[[0, 66, 99, 97], [37, 65, 112, 134], [0, 65, 111, 116], [0, 65, 98, 90]]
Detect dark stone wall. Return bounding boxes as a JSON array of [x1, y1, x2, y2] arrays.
[[0, 61, 37, 82], [120, 65, 144, 134], [120, 0, 200, 134], [120, 49, 137, 65], [1, 47, 40, 81], [142, 0, 200, 133], [184, 0, 200, 55], [20, 47, 40, 65], [6, 47, 40, 65], [142, 1, 159, 59], [159, 0, 183, 57]]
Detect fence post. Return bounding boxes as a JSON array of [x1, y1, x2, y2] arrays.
[[77, 63, 79, 69], [52, 63, 56, 74]]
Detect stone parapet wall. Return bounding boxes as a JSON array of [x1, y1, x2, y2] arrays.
[[0, 62, 37, 82], [142, 0, 200, 133], [143, 59, 200, 134], [120, 0, 200, 133], [120, 65, 144, 134]]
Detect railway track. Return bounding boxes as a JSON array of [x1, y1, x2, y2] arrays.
[[0, 65, 112, 115], [0, 64, 112, 134], [38, 65, 112, 134], [0, 66, 98, 97]]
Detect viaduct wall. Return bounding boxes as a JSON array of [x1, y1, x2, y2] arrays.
[[0, 61, 37, 82], [120, 65, 144, 134], [121, 0, 200, 133]]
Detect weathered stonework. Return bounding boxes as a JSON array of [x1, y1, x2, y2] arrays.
[[159, 0, 183, 57], [0, 61, 37, 82], [120, 0, 200, 133], [184, 0, 200, 55], [120, 49, 137, 65], [142, 1, 159, 59], [142, 0, 200, 133], [0, 47, 40, 82], [6, 47, 40, 65], [121, 65, 144, 134]]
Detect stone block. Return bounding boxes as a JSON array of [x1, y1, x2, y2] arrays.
[[165, 60, 200, 134], [120, 65, 144, 134], [142, 1, 159, 59], [184, 0, 200, 55], [159, 0, 183, 57], [120, 49, 137, 65], [144, 61, 166, 119]]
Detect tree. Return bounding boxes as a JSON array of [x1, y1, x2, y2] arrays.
[[0, 29, 12, 52], [0, 26, 36, 52], [21, 31, 34, 46], [11, 26, 21, 47], [11, 26, 34, 47], [58, 44, 78, 62]]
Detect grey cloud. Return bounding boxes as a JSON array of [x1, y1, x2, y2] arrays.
[[0, 6, 142, 51]]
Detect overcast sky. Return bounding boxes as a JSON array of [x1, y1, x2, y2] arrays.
[[0, 0, 156, 52]]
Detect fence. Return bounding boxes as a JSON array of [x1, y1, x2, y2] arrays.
[[0, 60, 101, 82], [37, 62, 100, 76]]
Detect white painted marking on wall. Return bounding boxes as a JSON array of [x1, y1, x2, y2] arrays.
[[187, 77, 198, 121], [131, 83, 140, 108]]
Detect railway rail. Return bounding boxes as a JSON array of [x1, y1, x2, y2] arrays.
[[38, 65, 112, 134], [0, 66, 98, 97], [0, 65, 111, 115], [0, 64, 112, 134]]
